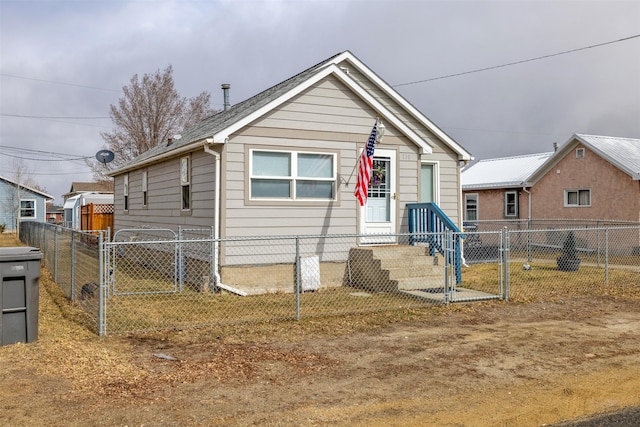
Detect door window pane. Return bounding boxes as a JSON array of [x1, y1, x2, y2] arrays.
[[420, 164, 434, 203]]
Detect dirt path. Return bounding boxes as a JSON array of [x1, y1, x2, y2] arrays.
[[1, 269, 640, 426]]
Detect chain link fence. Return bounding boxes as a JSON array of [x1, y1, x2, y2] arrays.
[[19, 222, 640, 335]]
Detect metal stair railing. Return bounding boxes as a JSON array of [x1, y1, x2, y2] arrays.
[[407, 202, 464, 284]]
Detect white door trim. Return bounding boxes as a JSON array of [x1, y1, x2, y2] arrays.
[[359, 148, 397, 244]]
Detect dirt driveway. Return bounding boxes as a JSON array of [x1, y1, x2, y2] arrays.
[[1, 266, 640, 426]]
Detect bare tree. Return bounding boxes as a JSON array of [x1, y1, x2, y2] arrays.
[[88, 65, 216, 179]]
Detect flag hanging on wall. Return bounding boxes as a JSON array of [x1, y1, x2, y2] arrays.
[[354, 120, 379, 206]]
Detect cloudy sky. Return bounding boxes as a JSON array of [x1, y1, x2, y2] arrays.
[[1, 0, 639, 203]]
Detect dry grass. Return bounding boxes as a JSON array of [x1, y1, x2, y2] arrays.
[[2, 230, 639, 420]]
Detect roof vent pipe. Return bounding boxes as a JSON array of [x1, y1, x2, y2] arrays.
[[221, 83, 230, 111], [553, 142, 558, 152]]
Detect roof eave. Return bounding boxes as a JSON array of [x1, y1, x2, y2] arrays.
[[212, 63, 434, 154], [107, 140, 211, 176], [332, 52, 472, 161]]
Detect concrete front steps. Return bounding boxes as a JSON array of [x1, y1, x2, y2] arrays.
[[347, 245, 445, 293]]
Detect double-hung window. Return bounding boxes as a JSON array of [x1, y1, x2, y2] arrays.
[[250, 150, 336, 200], [142, 170, 148, 207], [465, 194, 478, 221], [123, 173, 129, 211], [20, 199, 36, 218], [181, 157, 190, 210], [565, 189, 590, 207], [504, 191, 518, 217]]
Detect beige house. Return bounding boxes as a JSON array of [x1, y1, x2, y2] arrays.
[[462, 134, 640, 224], [110, 51, 471, 241]]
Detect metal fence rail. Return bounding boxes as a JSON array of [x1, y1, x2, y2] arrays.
[[19, 222, 640, 335]]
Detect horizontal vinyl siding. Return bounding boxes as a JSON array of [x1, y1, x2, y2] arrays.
[[114, 150, 216, 231], [222, 79, 385, 237], [0, 182, 48, 230], [342, 65, 463, 226]]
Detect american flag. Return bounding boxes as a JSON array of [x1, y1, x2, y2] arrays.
[[354, 120, 378, 206]]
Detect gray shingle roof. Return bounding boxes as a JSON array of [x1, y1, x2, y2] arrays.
[[112, 52, 343, 173]]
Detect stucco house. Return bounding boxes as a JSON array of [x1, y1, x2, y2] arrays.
[[462, 134, 640, 224], [108, 51, 472, 291], [0, 175, 54, 232]]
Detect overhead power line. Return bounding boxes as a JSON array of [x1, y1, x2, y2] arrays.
[[0, 145, 93, 162], [393, 34, 640, 88], [0, 73, 120, 92], [1, 113, 110, 119]]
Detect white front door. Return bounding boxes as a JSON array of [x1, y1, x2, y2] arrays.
[[359, 148, 397, 244]]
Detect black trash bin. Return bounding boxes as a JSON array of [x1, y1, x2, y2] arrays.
[[0, 247, 42, 345]]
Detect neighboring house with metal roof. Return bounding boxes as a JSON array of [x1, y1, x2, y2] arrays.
[[462, 133, 640, 223], [526, 134, 640, 222], [0, 175, 54, 231], [461, 151, 553, 222], [109, 50, 471, 238], [62, 181, 114, 202]]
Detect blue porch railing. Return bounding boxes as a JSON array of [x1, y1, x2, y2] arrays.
[[407, 202, 464, 284]]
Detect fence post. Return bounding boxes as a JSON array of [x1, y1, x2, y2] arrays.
[[503, 227, 510, 301], [71, 230, 76, 300], [98, 231, 106, 336], [443, 230, 451, 305], [295, 237, 301, 320], [605, 228, 609, 285], [214, 226, 219, 293], [178, 226, 184, 292], [53, 226, 59, 282]]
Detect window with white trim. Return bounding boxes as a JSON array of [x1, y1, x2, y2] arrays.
[[576, 148, 585, 159], [465, 194, 478, 221], [250, 149, 336, 200], [123, 173, 129, 211], [20, 199, 36, 218], [504, 191, 518, 217], [181, 156, 190, 210], [565, 189, 590, 207], [142, 170, 148, 207]]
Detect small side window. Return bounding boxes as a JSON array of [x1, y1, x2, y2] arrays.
[[181, 157, 190, 210], [142, 171, 148, 207], [576, 148, 585, 159], [123, 173, 129, 211]]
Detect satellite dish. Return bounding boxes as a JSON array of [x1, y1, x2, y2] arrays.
[[95, 150, 115, 165]]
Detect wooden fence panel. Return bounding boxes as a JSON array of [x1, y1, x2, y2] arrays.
[[81, 203, 114, 233]]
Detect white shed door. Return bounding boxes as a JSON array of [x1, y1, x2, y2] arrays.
[[359, 149, 396, 244]]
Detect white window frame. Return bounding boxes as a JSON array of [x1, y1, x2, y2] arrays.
[[123, 173, 129, 211], [142, 170, 148, 207], [181, 156, 191, 211], [249, 149, 337, 201], [465, 193, 478, 221], [565, 189, 591, 207], [19, 199, 36, 219], [576, 148, 585, 159], [504, 191, 518, 217]]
